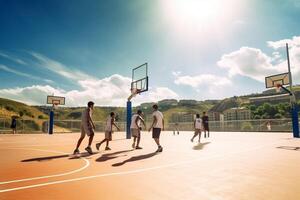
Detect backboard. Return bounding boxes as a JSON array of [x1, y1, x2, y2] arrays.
[[47, 95, 65, 105], [265, 72, 290, 88], [131, 63, 148, 94]]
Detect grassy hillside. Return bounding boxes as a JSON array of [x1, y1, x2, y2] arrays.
[[0, 98, 47, 119]]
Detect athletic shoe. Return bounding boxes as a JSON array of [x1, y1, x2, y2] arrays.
[[96, 143, 101, 150], [156, 146, 163, 153], [73, 149, 80, 155], [85, 146, 93, 154], [132, 143, 135, 148], [105, 147, 111, 151], [135, 146, 143, 149]]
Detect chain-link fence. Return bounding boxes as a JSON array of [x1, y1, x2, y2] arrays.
[[0, 118, 294, 133]]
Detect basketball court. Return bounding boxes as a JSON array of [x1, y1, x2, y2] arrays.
[[1, 131, 300, 200]]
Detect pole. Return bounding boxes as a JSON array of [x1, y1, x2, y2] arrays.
[[49, 109, 54, 135], [286, 43, 293, 93], [126, 101, 132, 139], [286, 43, 299, 138]]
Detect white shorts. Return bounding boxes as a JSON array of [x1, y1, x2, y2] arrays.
[[81, 124, 94, 137], [105, 131, 112, 141], [131, 128, 140, 138]]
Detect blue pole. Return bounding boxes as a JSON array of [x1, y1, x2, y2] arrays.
[[49, 110, 54, 135], [292, 105, 299, 138], [126, 101, 132, 139]]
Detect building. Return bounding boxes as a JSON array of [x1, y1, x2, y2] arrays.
[[223, 107, 251, 121]]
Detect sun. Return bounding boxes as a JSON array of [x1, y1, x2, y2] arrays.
[[169, 0, 222, 24], [161, 0, 240, 32]]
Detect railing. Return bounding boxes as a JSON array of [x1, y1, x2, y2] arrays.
[[0, 118, 293, 133]]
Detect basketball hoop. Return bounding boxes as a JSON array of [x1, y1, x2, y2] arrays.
[[128, 88, 141, 101], [275, 83, 282, 93], [52, 100, 60, 110]]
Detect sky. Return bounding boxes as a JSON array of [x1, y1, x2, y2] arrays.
[[0, 0, 300, 106]]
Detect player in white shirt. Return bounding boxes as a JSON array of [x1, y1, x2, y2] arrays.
[[191, 114, 202, 143], [148, 104, 164, 152], [96, 112, 120, 151], [73, 101, 95, 155], [130, 110, 146, 149]]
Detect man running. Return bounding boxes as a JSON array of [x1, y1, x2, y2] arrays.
[[96, 112, 120, 151], [202, 112, 210, 138], [131, 110, 146, 149], [191, 114, 202, 142], [73, 101, 95, 155], [148, 104, 164, 152]]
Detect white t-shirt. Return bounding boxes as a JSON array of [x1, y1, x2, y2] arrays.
[[81, 108, 92, 126], [152, 110, 164, 129], [195, 118, 202, 129], [105, 116, 113, 132], [130, 114, 141, 129]]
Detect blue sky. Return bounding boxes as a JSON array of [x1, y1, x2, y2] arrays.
[[0, 0, 300, 106]]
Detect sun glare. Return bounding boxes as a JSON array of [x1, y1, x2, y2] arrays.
[[161, 0, 241, 36], [171, 0, 222, 24]]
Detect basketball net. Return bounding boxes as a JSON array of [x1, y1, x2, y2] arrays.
[[128, 88, 141, 101], [52, 100, 60, 110], [275, 84, 282, 93]]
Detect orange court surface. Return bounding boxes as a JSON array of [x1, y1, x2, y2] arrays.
[[1, 131, 300, 200]]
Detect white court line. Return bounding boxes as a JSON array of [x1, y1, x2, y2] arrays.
[[0, 141, 282, 193], [0, 148, 90, 185]]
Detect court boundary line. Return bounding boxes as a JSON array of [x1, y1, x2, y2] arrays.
[[0, 140, 283, 193], [0, 148, 90, 185]]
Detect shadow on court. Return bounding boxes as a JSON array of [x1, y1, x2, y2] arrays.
[[277, 146, 300, 151], [69, 152, 99, 159], [22, 154, 70, 162], [193, 142, 211, 150], [112, 152, 157, 167], [96, 150, 134, 162]]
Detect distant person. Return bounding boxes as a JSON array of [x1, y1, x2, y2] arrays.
[[73, 101, 95, 155], [96, 112, 120, 151], [10, 116, 17, 134], [202, 112, 209, 138], [173, 123, 179, 135], [148, 104, 164, 153], [131, 110, 146, 149], [267, 121, 271, 131], [191, 114, 202, 142]]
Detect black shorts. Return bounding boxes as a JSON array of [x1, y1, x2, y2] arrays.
[[203, 125, 209, 131], [152, 128, 161, 139]]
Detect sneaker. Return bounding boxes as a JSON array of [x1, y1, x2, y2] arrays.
[[135, 146, 143, 149], [105, 147, 111, 151], [132, 143, 135, 148], [96, 143, 101, 150], [156, 146, 163, 153], [73, 149, 80, 155], [85, 146, 93, 154]]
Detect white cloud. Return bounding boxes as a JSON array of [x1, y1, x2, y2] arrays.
[[0, 64, 53, 84], [0, 74, 178, 106], [217, 36, 300, 84], [172, 71, 182, 77], [0, 52, 27, 65], [218, 46, 291, 82], [30, 52, 94, 81], [267, 36, 300, 49], [174, 73, 232, 94]]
